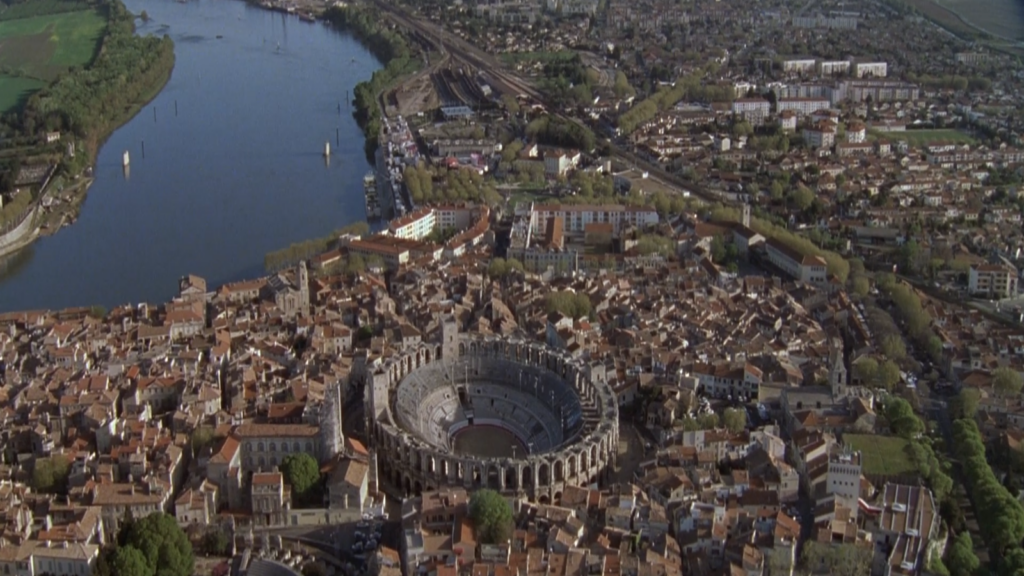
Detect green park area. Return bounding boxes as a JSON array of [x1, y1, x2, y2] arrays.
[[872, 128, 976, 146], [844, 434, 918, 477], [0, 8, 106, 113]]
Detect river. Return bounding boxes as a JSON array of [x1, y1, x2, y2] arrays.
[[0, 0, 381, 312]]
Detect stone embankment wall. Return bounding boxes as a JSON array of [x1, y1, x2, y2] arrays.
[[0, 206, 39, 259]]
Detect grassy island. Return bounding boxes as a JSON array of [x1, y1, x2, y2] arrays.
[[0, 0, 175, 242]]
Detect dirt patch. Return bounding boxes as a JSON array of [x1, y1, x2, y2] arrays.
[[0, 26, 57, 81]]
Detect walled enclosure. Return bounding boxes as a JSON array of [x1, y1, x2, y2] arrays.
[[365, 330, 619, 503]]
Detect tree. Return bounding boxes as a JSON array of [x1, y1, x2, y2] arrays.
[[853, 357, 878, 386], [32, 455, 71, 494], [881, 334, 907, 362], [851, 275, 870, 297], [952, 388, 981, 420], [469, 489, 513, 544], [345, 253, 366, 275], [501, 94, 520, 115], [879, 359, 902, 392], [122, 513, 194, 576], [280, 453, 322, 508], [111, 546, 149, 576], [487, 258, 524, 278], [884, 397, 922, 438], [94, 546, 117, 576], [191, 426, 216, 455], [769, 181, 784, 201], [946, 532, 980, 576], [545, 291, 592, 319], [788, 185, 814, 211], [201, 528, 229, 556], [993, 366, 1023, 398], [722, 408, 746, 432], [339, 221, 370, 236]]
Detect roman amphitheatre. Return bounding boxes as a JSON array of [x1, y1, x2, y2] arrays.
[[364, 321, 619, 502]]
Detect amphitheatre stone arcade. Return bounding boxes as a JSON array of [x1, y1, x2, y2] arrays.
[[365, 320, 619, 502]]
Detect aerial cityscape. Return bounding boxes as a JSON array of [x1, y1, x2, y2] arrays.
[[0, 0, 1021, 574]]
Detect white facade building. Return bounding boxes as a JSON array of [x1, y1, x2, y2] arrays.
[[528, 204, 659, 235], [853, 61, 888, 78]]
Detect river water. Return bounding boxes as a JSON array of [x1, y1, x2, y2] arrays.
[[0, 0, 381, 312]]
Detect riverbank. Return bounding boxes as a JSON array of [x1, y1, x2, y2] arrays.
[[0, 2, 175, 260], [322, 5, 421, 160]]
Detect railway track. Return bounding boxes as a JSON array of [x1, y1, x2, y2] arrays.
[[371, 0, 728, 205]]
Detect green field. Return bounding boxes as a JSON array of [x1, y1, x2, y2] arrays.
[[0, 74, 44, 113], [844, 434, 919, 477], [0, 9, 105, 112], [871, 128, 977, 147]]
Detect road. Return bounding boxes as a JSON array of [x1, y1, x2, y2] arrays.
[[370, 0, 733, 206]]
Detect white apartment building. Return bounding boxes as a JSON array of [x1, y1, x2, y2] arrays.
[[853, 61, 888, 78], [732, 98, 771, 123], [776, 97, 831, 116], [389, 205, 478, 239], [528, 204, 659, 235], [847, 122, 867, 143], [818, 60, 850, 75], [782, 58, 817, 73], [389, 208, 437, 240], [803, 121, 837, 149], [765, 239, 828, 285], [777, 110, 797, 132], [969, 263, 1019, 298]]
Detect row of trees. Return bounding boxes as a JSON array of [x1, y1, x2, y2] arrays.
[[486, 257, 524, 278], [616, 75, 735, 134], [879, 397, 953, 501], [876, 274, 944, 363], [525, 115, 597, 153], [907, 73, 992, 92], [263, 221, 369, 273], [634, 234, 676, 258], [545, 290, 592, 319], [324, 5, 418, 158], [94, 513, 193, 576], [708, 204, 850, 282], [536, 55, 597, 108], [404, 163, 502, 206], [853, 356, 902, 392], [952, 418, 1024, 572]]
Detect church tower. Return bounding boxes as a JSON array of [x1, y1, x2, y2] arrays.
[[829, 340, 847, 398], [741, 204, 751, 228], [441, 315, 459, 360], [298, 260, 310, 314]]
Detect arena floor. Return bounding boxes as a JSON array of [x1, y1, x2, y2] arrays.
[[452, 426, 527, 458]]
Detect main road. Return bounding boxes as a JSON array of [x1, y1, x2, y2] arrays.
[[371, 0, 731, 206]]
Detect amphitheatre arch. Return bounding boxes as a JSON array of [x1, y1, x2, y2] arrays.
[[366, 334, 618, 500]]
